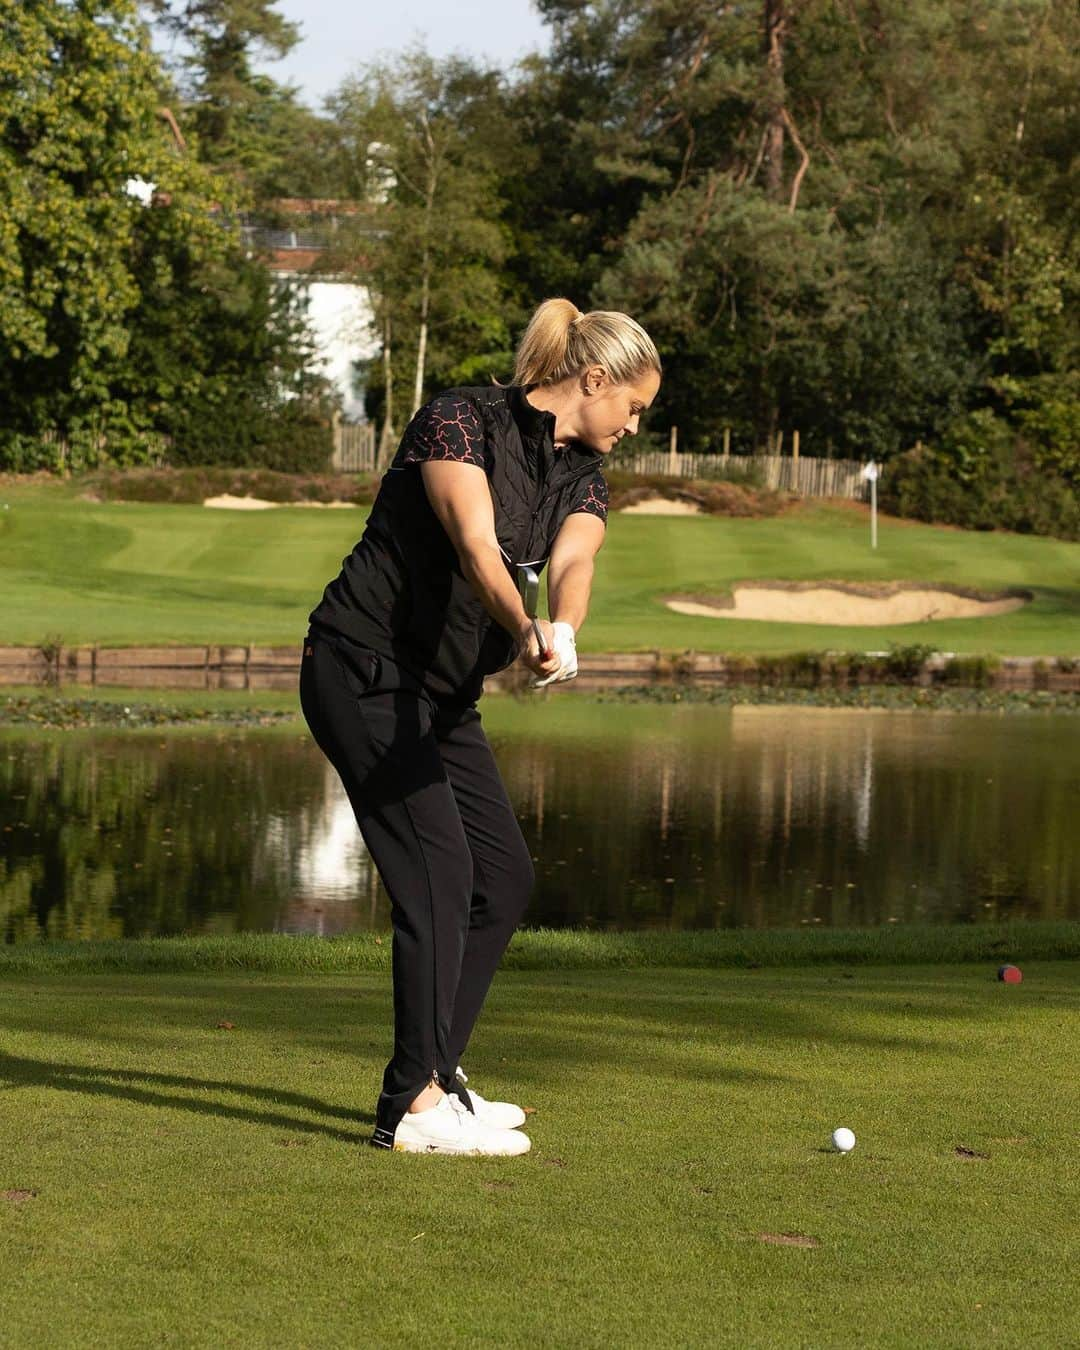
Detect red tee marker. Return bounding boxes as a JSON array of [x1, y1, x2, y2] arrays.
[[998, 964, 1023, 984]]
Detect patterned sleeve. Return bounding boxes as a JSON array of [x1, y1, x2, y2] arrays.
[[569, 471, 609, 524], [398, 395, 488, 469]]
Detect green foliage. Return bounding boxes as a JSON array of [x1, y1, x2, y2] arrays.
[[885, 643, 937, 680], [128, 263, 334, 470], [941, 654, 1001, 687], [0, 0, 193, 452], [324, 52, 514, 437], [517, 0, 1078, 490], [1010, 373, 1080, 488], [937, 409, 1016, 484], [164, 400, 331, 472], [3, 0, 1079, 501], [719, 645, 936, 686], [597, 189, 974, 456], [881, 438, 1080, 541], [146, 0, 301, 191], [0, 0, 332, 471]]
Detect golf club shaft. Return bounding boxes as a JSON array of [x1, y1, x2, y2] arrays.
[[515, 563, 553, 661], [531, 616, 551, 659]]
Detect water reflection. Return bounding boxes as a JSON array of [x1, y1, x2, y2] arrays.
[[1, 707, 1077, 942], [286, 767, 381, 936]]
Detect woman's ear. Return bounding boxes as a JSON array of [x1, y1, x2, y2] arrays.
[[582, 365, 607, 396]]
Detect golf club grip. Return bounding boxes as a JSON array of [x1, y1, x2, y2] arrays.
[[532, 618, 552, 660]]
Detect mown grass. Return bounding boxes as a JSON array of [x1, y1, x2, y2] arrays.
[[3, 922, 1078, 975], [0, 961, 1076, 1347], [1, 479, 1077, 655]]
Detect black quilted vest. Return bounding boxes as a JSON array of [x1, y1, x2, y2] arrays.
[[308, 385, 603, 704]]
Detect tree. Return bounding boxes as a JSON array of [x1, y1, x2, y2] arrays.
[[0, 0, 331, 469], [0, 0, 228, 461], [518, 0, 1077, 463], [143, 0, 302, 191], [325, 51, 514, 459]]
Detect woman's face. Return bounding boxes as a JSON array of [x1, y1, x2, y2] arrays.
[[577, 367, 661, 455]]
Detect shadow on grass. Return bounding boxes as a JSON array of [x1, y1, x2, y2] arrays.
[[0, 1050, 375, 1140], [2, 967, 1073, 1136]]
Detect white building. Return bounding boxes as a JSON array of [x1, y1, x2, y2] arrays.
[[243, 199, 380, 422], [289, 278, 376, 421]]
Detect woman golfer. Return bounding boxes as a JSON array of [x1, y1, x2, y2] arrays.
[[300, 298, 661, 1155]]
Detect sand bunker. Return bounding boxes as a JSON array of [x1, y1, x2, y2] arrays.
[[621, 496, 703, 515], [204, 494, 277, 510], [203, 495, 355, 510], [666, 580, 1031, 626]]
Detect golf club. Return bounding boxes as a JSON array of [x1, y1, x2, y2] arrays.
[[515, 563, 553, 660]]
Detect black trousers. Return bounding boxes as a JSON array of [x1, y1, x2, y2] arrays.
[[299, 628, 534, 1143]]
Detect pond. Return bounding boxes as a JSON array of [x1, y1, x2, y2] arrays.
[[2, 703, 1077, 942]]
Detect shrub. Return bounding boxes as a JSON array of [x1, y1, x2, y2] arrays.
[[164, 398, 335, 474], [721, 653, 755, 680], [881, 436, 1080, 540], [1013, 373, 1080, 490], [884, 643, 937, 680], [604, 471, 789, 517], [80, 467, 379, 505], [697, 457, 767, 489], [752, 652, 826, 685], [941, 655, 1001, 687]]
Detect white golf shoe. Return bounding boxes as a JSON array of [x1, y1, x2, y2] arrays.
[[451, 1067, 528, 1130], [392, 1093, 531, 1156]]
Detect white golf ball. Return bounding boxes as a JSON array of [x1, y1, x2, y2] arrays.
[[832, 1127, 856, 1153]]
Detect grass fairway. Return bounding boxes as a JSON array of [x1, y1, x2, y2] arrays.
[[1, 961, 1076, 1347], [2, 478, 1078, 655]]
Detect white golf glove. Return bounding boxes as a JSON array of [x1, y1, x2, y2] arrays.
[[532, 622, 578, 688]]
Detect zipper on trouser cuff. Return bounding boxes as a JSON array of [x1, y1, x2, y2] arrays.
[[370, 1071, 443, 1150]]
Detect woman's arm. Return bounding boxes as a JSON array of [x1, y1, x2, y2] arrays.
[[420, 460, 561, 677], [547, 512, 605, 632]]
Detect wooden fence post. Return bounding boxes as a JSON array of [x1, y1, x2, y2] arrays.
[[792, 429, 800, 462], [668, 425, 678, 476], [723, 427, 731, 455], [330, 409, 342, 471]]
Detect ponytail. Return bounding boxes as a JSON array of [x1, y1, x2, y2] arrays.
[[513, 297, 661, 388]]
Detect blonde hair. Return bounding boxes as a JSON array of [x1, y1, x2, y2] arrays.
[[513, 297, 661, 388]]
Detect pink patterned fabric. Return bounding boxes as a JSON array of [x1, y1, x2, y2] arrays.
[[400, 397, 488, 468]]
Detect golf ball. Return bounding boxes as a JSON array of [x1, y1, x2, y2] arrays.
[[832, 1127, 856, 1153]]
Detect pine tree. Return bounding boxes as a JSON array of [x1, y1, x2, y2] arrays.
[[145, 0, 304, 191]]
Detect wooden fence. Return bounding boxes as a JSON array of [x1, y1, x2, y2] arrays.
[[331, 420, 377, 472], [616, 450, 875, 500], [329, 422, 873, 500]]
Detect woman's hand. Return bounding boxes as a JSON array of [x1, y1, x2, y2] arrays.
[[520, 619, 561, 680], [532, 622, 578, 688]]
